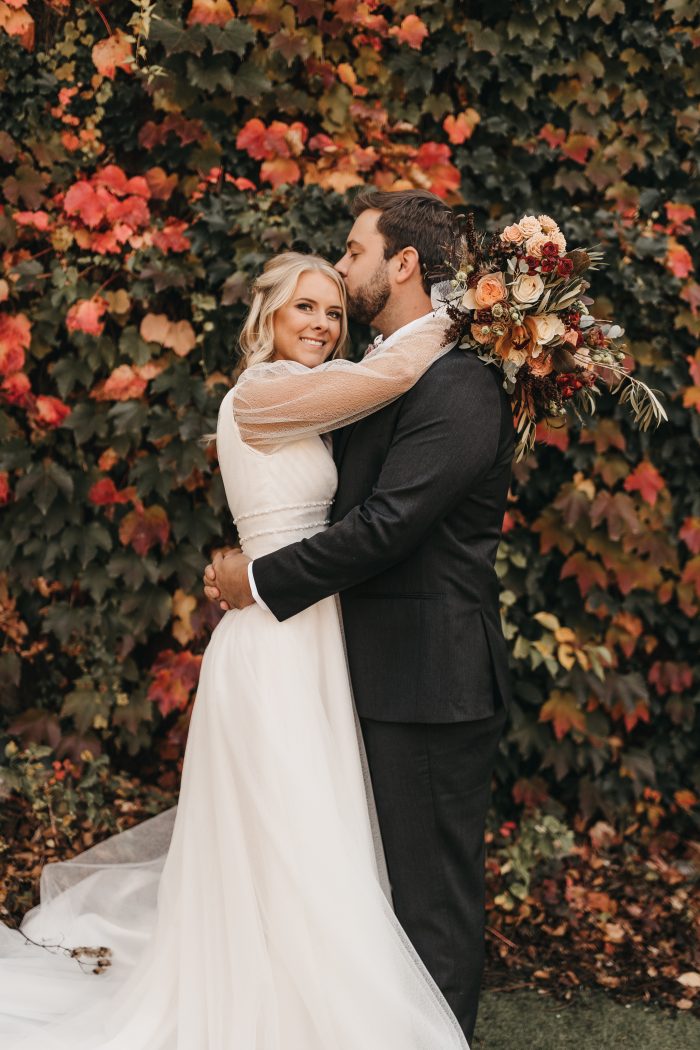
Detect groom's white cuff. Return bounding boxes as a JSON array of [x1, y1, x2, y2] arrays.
[[247, 561, 271, 613]]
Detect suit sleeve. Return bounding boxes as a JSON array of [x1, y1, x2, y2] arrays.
[[252, 354, 506, 621]]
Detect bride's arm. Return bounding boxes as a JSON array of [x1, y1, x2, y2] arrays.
[[232, 312, 456, 451]]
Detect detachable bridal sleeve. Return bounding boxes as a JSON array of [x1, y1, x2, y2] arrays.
[[232, 312, 455, 450]]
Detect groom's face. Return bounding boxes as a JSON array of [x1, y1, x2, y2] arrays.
[[335, 209, 391, 325]]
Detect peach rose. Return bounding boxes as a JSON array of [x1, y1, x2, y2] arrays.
[[462, 272, 506, 310], [563, 328, 579, 346], [531, 313, 565, 344], [537, 214, 559, 235], [528, 353, 554, 377], [511, 273, 544, 305], [549, 230, 567, 253], [518, 215, 541, 238], [524, 231, 551, 258], [500, 223, 526, 246], [475, 272, 506, 308]]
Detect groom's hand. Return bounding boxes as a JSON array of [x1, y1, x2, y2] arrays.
[[203, 549, 254, 611]]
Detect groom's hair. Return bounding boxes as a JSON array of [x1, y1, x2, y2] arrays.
[[351, 188, 456, 293]]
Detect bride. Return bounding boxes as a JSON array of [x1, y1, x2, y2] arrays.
[[0, 251, 468, 1048]]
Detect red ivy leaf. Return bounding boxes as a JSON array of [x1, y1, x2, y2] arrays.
[[0, 312, 31, 375], [389, 14, 429, 50], [623, 460, 665, 506], [32, 395, 71, 427], [147, 649, 202, 717], [119, 504, 170, 556], [679, 517, 700, 554]]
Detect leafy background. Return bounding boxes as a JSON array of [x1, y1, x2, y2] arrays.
[[0, 0, 698, 849]]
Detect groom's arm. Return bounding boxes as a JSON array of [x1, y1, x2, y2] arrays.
[[252, 352, 506, 622]]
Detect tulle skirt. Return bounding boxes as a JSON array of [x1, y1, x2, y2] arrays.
[[0, 598, 467, 1048]]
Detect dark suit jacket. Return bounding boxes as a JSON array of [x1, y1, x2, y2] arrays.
[[253, 346, 514, 723]]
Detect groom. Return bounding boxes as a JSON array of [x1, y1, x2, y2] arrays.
[[203, 188, 514, 1041]]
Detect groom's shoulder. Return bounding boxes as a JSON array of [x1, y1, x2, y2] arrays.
[[409, 344, 503, 406]]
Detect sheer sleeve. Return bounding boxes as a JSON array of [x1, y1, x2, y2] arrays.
[[232, 312, 456, 451]]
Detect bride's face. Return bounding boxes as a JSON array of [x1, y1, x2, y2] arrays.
[[272, 271, 344, 368]]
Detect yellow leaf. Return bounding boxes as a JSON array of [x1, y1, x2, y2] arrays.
[[557, 643, 576, 670], [534, 611, 560, 632], [172, 588, 197, 646]]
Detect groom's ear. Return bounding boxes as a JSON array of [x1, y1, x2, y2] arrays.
[[393, 246, 421, 285]]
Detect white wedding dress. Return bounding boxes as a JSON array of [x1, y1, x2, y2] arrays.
[[0, 312, 469, 1048]]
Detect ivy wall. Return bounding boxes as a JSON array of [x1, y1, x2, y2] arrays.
[[0, 0, 698, 830]]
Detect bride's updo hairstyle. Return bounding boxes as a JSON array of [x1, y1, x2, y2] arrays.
[[237, 252, 349, 376]]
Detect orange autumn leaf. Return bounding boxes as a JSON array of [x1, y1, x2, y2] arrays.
[[648, 660, 693, 696], [91, 364, 148, 401], [389, 14, 429, 49], [561, 134, 597, 165], [0, 312, 31, 375], [1, 370, 32, 406], [623, 460, 665, 506], [65, 296, 109, 336], [260, 156, 302, 188], [147, 649, 202, 717], [443, 109, 481, 145], [92, 29, 134, 80], [679, 555, 700, 602], [413, 142, 460, 198], [0, 470, 10, 505], [63, 181, 107, 228], [679, 516, 700, 554], [187, 0, 235, 27], [13, 210, 52, 231], [33, 395, 71, 427], [560, 551, 608, 596], [665, 237, 693, 279], [88, 478, 134, 506], [152, 219, 191, 253], [0, 1, 34, 49], [119, 504, 170, 556], [540, 690, 586, 740], [664, 202, 695, 233], [144, 167, 178, 201], [674, 790, 697, 811], [140, 313, 196, 356]]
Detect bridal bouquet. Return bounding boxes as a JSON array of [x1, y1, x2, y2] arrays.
[[439, 213, 666, 458]]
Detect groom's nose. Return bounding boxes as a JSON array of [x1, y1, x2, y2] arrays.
[[335, 253, 349, 277]]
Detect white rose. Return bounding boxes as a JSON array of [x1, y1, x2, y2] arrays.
[[531, 313, 566, 344], [518, 215, 541, 238], [511, 273, 544, 306]]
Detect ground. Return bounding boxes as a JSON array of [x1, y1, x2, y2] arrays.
[[474, 989, 700, 1049]]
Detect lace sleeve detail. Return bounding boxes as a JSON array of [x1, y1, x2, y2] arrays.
[[232, 312, 456, 451]]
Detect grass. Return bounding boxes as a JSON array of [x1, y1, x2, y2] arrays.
[[472, 989, 700, 1049]]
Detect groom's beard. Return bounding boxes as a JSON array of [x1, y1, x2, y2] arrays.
[[346, 261, 391, 326]]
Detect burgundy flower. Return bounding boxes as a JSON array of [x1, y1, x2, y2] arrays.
[[542, 241, 560, 257], [540, 257, 556, 273], [557, 257, 574, 275]]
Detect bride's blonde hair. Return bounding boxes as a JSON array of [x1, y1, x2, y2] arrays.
[[235, 252, 349, 378], [200, 253, 349, 446]]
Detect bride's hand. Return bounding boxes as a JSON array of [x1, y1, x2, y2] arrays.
[[203, 548, 254, 611], [203, 546, 241, 610]]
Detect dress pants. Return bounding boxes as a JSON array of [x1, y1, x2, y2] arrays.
[[360, 707, 506, 1044]]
